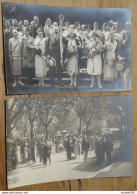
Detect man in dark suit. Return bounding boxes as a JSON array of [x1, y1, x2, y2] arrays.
[[105, 136, 113, 164], [31, 16, 41, 38], [46, 27, 63, 86]]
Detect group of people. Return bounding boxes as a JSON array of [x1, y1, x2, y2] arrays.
[[4, 15, 131, 88], [7, 126, 132, 171], [7, 138, 54, 169], [7, 133, 115, 171]]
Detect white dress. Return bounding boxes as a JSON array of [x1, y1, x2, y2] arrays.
[[103, 40, 117, 81], [67, 39, 79, 76], [87, 39, 103, 76], [34, 36, 47, 78], [9, 38, 22, 76]]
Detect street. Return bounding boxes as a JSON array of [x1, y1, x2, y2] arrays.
[[7, 141, 132, 189]]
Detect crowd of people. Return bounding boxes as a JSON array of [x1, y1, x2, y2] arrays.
[[3, 15, 131, 88], [7, 133, 116, 170]]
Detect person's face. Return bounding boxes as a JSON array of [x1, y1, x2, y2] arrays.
[[24, 29, 29, 36], [70, 25, 74, 30], [53, 22, 58, 27], [113, 23, 118, 29], [14, 20, 17, 26], [55, 29, 59, 35], [70, 32, 74, 39], [81, 26, 85, 31], [109, 22, 113, 27], [94, 24, 98, 30], [18, 21, 23, 26], [93, 35, 96, 40], [24, 21, 29, 26], [13, 31, 18, 38], [5, 20, 10, 27], [76, 24, 81, 30], [87, 26, 91, 32], [110, 35, 113, 41], [47, 19, 51, 26], [34, 18, 39, 24], [38, 30, 43, 37], [65, 23, 70, 28], [106, 25, 110, 31]]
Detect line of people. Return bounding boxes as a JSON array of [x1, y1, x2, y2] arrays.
[[4, 16, 131, 88], [8, 129, 132, 171]]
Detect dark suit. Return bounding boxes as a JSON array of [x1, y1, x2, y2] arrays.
[[46, 35, 63, 84]]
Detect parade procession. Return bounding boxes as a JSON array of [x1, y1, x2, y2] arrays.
[[3, 12, 131, 92]]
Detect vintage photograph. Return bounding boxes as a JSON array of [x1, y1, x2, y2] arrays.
[[2, 2, 131, 94], [6, 95, 132, 189]]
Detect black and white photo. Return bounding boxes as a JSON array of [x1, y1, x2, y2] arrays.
[[6, 95, 132, 189], [2, 2, 131, 94]]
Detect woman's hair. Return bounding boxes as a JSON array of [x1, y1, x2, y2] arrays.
[[86, 24, 92, 30], [23, 27, 30, 33], [68, 31, 77, 38], [36, 27, 44, 34]]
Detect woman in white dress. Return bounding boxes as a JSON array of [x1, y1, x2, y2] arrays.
[[66, 31, 81, 87], [87, 32, 104, 88], [15, 144, 21, 168], [33, 27, 47, 86], [103, 33, 117, 82]]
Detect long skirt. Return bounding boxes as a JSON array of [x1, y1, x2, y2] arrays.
[[10, 57, 22, 76], [87, 54, 102, 75], [67, 55, 78, 76], [35, 55, 47, 77], [103, 61, 118, 81]]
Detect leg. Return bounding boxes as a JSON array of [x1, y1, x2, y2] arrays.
[[97, 75, 102, 88], [90, 75, 95, 87], [70, 75, 74, 87], [83, 151, 86, 162], [41, 77, 44, 86], [74, 74, 77, 87], [106, 151, 111, 164], [13, 76, 17, 87], [48, 154, 51, 165]]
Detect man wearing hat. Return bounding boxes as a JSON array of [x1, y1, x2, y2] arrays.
[[44, 55, 56, 86], [46, 27, 63, 86]]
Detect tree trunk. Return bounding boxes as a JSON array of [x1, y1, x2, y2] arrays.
[[79, 116, 82, 135]]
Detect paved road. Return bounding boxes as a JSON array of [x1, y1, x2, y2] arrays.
[[7, 141, 132, 189]]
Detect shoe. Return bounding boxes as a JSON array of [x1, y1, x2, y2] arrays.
[[70, 83, 73, 87], [18, 80, 24, 86], [74, 82, 77, 87], [98, 84, 102, 88], [41, 82, 44, 86], [13, 81, 17, 87], [90, 84, 94, 88]]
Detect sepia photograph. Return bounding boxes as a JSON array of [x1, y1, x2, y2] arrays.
[[6, 95, 132, 189], [2, 2, 131, 94]]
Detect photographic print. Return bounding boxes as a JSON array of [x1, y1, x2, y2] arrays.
[[6, 95, 132, 189], [2, 2, 131, 94]]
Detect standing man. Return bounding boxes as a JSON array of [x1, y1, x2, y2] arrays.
[[81, 136, 90, 163], [46, 27, 63, 86], [105, 136, 113, 164], [31, 16, 41, 38]]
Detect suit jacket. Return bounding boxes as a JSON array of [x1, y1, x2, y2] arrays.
[[46, 35, 61, 62]]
